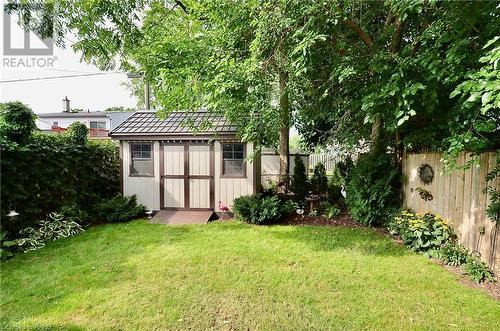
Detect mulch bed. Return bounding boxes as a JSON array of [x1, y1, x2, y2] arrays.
[[280, 212, 500, 300], [280, 212, 363, 228], [280, 211, 390, 236]]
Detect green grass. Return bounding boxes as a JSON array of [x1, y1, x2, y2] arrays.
[[1, 220, 499, 330]]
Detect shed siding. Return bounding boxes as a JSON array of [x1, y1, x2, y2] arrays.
[[214, 141, 255, 211], [122, 141, 161, 210]]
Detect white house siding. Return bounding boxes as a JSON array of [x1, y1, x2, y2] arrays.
[[122, 141, 161, 210], [214, 141, 256, 211], [37, 116, 111, 130]]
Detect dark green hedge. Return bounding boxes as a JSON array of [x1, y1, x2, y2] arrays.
[[1, 102, 120, 237]]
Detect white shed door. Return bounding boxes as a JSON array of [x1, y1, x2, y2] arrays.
[[163, 145, 185, 208], [163, 143, 212, 209], [189, 145, 211, 208]]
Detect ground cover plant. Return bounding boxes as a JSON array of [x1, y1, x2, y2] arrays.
[[1, 220, 499, 330], [6, 212, 84, 253]]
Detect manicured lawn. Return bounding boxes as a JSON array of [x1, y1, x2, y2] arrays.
[[1, 220, 499, 330]]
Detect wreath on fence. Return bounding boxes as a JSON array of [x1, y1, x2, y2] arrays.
[[418, 163, 434, 185]]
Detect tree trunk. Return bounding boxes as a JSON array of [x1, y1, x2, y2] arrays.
[[370, 116, 383, 156], [395, 129, 403, 168], [278, 69, 290, 190]]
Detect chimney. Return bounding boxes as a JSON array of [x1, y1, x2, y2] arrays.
[[62, 96, 70, 112]]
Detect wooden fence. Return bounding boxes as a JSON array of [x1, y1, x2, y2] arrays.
[[309, 153, 344, 174], [403, 151, 499, 272], [260, 150, 309, 188]]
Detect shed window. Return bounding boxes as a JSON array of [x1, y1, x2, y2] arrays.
[[130, 143, 153, 176], [90, 121, 106, 129], [222, 143, 245, 176]]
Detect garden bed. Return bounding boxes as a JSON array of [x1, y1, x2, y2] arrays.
[[280, 212, 390, 237], [281, 212, 363, 228], [432, 258, 500, 300]]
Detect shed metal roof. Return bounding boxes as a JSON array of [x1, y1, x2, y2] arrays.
[[109, 111, 237, 137]]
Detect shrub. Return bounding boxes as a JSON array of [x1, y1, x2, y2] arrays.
[[464, 254, 495, 283], [327, 179, 345, 207], [233, 194, 295, 225], [346, 153, 401, 226], [291, 156, 309, 201], [97, 195, 145, 223], [332, 156, 354, 187], [67, 121, 88, 145], [310, 162, 328, 195], [437, 242, 469, 267], [60, 203, 92, 225], [9, 212, 84, 253], [323, 202, 341, 219], [0, 101, 36, 147], [1, 232, 15, 260], [389, 210, 453, 252]]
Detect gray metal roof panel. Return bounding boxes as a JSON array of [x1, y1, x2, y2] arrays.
[[109, 111, 237, 136]]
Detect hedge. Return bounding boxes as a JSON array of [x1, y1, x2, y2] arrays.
[[1, 102, 120, 238]]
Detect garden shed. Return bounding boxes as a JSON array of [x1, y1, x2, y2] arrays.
[[109, 111, 260, 212]]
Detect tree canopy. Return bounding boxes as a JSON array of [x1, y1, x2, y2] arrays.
[[5, 0, 499, 172]]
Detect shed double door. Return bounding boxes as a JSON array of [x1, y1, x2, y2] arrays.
[[162, 143, 213, 210]]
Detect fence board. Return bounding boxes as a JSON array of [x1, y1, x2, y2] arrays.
[[403, 151, 499, 272]]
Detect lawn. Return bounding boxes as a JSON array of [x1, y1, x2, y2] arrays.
[[1, 220, 499, 330]]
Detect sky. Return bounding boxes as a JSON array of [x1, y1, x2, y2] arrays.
[[0, 7, 137, 115]]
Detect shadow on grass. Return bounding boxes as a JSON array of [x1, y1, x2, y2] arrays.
[[206, 220, 408, 257], [267, 224, 409, 257], [0, 220, 195, 327]]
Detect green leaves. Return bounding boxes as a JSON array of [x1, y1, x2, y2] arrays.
[[1, 103, 120, 238], [389, 211, 454, 252]]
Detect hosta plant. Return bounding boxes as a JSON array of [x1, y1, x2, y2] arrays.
[[14, 212, 84, 253], [389, 210, 453, 252], [437, 242, 470, 267]]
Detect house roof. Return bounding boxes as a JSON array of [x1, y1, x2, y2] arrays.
[[106, 112, 135, 130], [38, 111, 110, 118], [37, 111, 134, 130], [109, 111, 237, 138]]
